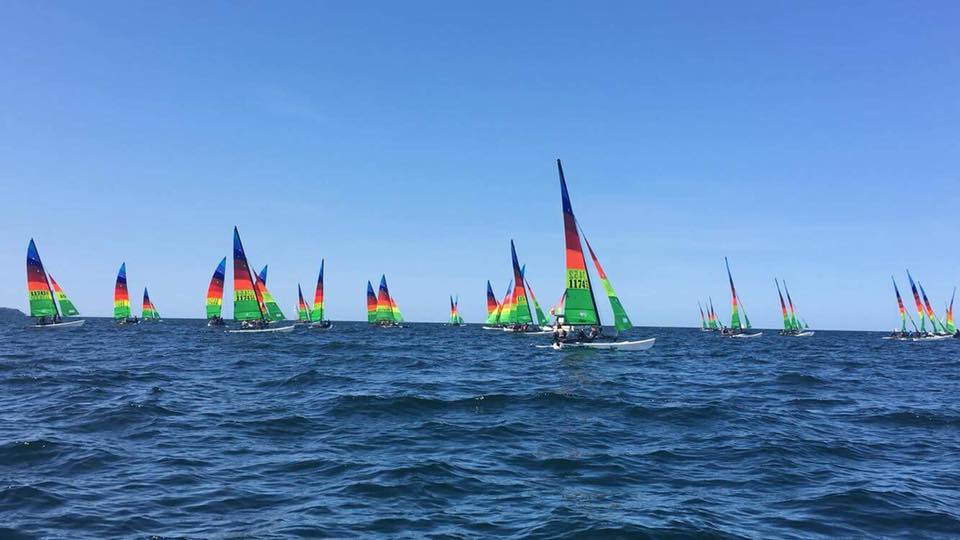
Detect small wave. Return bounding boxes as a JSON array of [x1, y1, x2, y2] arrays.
[[0, 439, 62, 465], [0, 484, 66, 511], [861, 410, 960, 428], [775, 372, 827, 386]]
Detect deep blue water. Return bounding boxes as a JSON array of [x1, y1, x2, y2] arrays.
[[1, 320, 958, 539]]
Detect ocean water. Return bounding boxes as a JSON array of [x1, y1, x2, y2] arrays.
[[1, 320, 958, 539]]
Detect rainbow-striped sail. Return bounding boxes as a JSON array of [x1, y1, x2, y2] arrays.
[[495, 280, 514, 325], [449, 296, 464, 325], [485, 281, 499, 324], [892, 277, 910, 334], [256, 265, 286, 321], [508, 241, 534, 326], [946, 288, 956, 335], [581, 233, 632, 332], [524, 276, 550, 327], [906, 270, 927, 333], [557, 160, 600, 326], [233, 227, 267, 322], [142, 288, 160, 320], [310, 260, 326, 323], [375, 275, 400, 324], [725, 257, 751, 331], [206, 257, 226, 320], [918, 282, 946, 335], [366, 281, 378, 323], [698, 301, 707, 330], [391, 295, 404, 323], [26, 239, 59, 319], [114, 263, 132, 320], [783, 281, 804, 330], [297, 284, 311, 322], [48, 275, 79, 317], [775, 279, 793, 331], [707, 297, 720, 330]]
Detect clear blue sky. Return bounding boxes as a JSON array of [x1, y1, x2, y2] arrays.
[[2, 1, 958, 330]]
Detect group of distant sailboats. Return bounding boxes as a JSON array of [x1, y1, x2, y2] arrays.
[[698, 259, 811, 338], [887, 272, 957, 341], [113, 263, 161, 326]]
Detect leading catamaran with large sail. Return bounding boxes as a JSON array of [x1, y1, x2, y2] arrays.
[[549, 159, 654, 350], [228, 227, 294, 333], [720, 258, 761, 338], [25, 239, 85, 328], [448, 295, 464, 326]]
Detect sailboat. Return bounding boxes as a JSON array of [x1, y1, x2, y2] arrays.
[[885, 277, 915, 340], [904, 270, 950, 340], [502, 241, 545, 333], [720, 258, 761, 338], [114, 263, 139, 326], [366, 281, 378, 323], [227, 227, 294, 333], [448, 296, 464, 326], [698, 301, 709, 331], [309, 260, 332, 329], [206, 257, 227, 326], [141, 288, 161, 321], [255, 265, 286, 322], [775, 279, 813, 336], [483, 281, 512, 330], [484, 281, 500, 327], [372, 275, 403, 327], [548, 160, 655, 350], [25, 239, 84, 328], [919, 281, 950, 337], [295, 284, 312, 325]]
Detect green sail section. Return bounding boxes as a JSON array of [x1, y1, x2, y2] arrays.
[[581, 234, 632, 332], [526, 280, 549, 327], [49, 276, 79, 316], [492, 281, 512, 325]]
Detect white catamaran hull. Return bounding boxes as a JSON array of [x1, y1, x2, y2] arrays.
[[31, 319, 86, 329], [728, 332, 763, 339], [309, 322, 333, 329], [540, 337, 656, 351], [502, 328, 553, 334], [227, 325, 296, 334]]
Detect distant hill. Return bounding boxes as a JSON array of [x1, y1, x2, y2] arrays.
[[0, 307, 27, 321]]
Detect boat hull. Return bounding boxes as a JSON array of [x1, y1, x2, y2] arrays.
[[31, 319, 85, 329], [309, 321, 333, 329], [227, 324, 296, 334], [727, 332, 763, 339], [549, 337, 656, 351]]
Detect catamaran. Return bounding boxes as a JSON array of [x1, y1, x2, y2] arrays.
[[372, 275, 403, 327], [946, 288, 957, 338], [548, 159, 654, 350], [25, 239, 85, 328], [502, 241, 548, 334], [295, 284, 311, 325], [228, 227, 294, 333], [114, 263, 139, 326], [775, 279, 812, 336], [141, 288, 161, 321], [309, 260, 332, 328], [904, 270, 951, 340], [483, 281, 513, 330], [206, 257, 226, 326], [524, 276, 552, 331], [448, 295, 464, 326], [720, 258, 761, 338]]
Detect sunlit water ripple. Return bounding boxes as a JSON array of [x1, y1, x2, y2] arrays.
[[1, 320, 958, 538]]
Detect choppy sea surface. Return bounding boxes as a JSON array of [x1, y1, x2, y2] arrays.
[[1, 319, 958, 539]]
